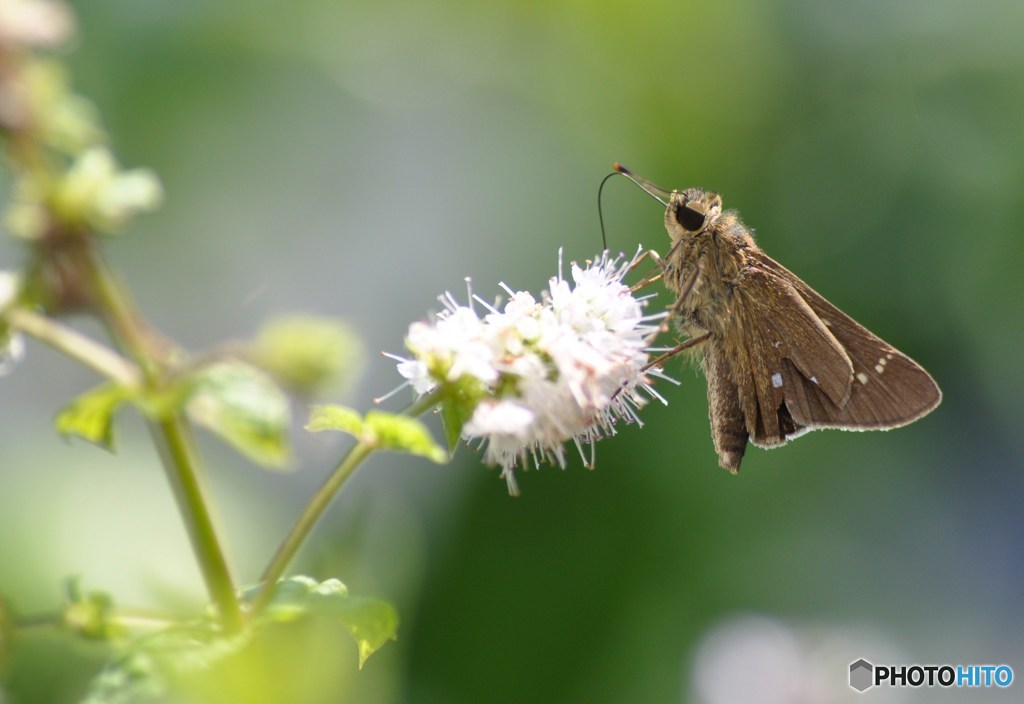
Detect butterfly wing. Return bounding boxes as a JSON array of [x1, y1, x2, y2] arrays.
[[757, 251, 942, 429], [718, 249, 941, 454]]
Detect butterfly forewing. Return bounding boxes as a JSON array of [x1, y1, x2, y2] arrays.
[[754, 251, 942, 428], [722, 249, 942, 447]]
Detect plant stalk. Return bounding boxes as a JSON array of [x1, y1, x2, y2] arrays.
[[250, 441, 374, 617], [5, 307, 141, 387], [81, 248, 243, 631], [251, 392, 441, 618]]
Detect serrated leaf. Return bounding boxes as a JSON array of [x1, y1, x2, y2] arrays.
[[364, 411, 446, 463], [245, 575, 398, 669], [82, 654, 167, 704], [187, 361, 291, 469], [249, 575, 322, 623], [305, 404, 363, 437], [305, 406, 445, 463], [81, 621, 240, 704], [55, 384, 130, 450], [307, 581, 398, 669], [82, 576, 398, 702]]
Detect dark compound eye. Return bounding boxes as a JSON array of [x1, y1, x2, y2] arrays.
[[675, 203, 707, 231]]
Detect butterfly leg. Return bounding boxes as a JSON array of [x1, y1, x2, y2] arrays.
[[640, 262, 706, 372], [629, 249, 667, 292], [642, 330, 711, 372], [668, 262, 700, 320]]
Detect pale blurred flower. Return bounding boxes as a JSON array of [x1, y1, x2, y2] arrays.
[[0, 271, 25, 376], [7, 146, 162, 238], [51, 146, 163, 233], [0, 0, 74, 49], [690, 614, 910, 704], [2, 335, 28, 375], [0, 59, 104, 156], [24, 60, 105, 152], [0, 271, 21, 310], [250, 315, 365, 397], [3, 174, 48, 238], [388, 249, 669, 494]]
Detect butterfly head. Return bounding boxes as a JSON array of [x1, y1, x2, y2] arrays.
[[664, 189, 722, 242], [610, 165, 723, 245]]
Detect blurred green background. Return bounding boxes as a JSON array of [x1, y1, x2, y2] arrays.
[[2, 0, 1023, 702]]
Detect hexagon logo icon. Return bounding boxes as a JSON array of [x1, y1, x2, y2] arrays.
[[849, 659, 874, 692]]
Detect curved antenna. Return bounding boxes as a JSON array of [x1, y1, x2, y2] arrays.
[[613, 163, 671, 206], [598, 163, 672, 252], [597, 170, 618, 251]]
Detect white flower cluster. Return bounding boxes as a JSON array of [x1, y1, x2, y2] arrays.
[[389, 249, 670, 494]]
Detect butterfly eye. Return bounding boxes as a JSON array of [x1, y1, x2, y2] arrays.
[[675, 203, 707, 231]]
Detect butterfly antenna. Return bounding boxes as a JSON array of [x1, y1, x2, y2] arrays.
[[613, 163, 671, 206], [597, 170, 619, 252], [599, 163, 674, 252]]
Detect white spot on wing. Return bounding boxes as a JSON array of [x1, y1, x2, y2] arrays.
[[856, 372, 869, 384], [886, 353, 894, 360], [810, 375, 818, 385], [875, 364, 885, 373], [771, 372, 783, 388], [774, 341, 781, 349]]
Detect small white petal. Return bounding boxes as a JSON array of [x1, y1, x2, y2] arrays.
[[465, 400, 534, 437], [0, 332, 25, 376], [396, 359, 435, 394]]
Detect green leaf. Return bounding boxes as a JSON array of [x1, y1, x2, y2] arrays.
[[246, 575, 322, 622], [81, 621, 241, 704], [245, 575, 398, 669], [305, 406, 445, 463], [187, 361, 292, 469], [307, 580, 399, 669], [431, 377, 488, 455], [54, 383, 130, 450], [81, 576, 399, 701], [305, 404, 363, 436], [440, 401, 470, 456], [364, 411, 446, 463]]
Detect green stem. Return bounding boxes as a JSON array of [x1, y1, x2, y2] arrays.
[[83, 251, 166, 376], [147, 417, 243, 632], [15, 605, 185, 634], [250, 392, 441, 618], [81, 249, 243, 632], [250, 440, 375, 616], [5, 307, 141, 387]]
